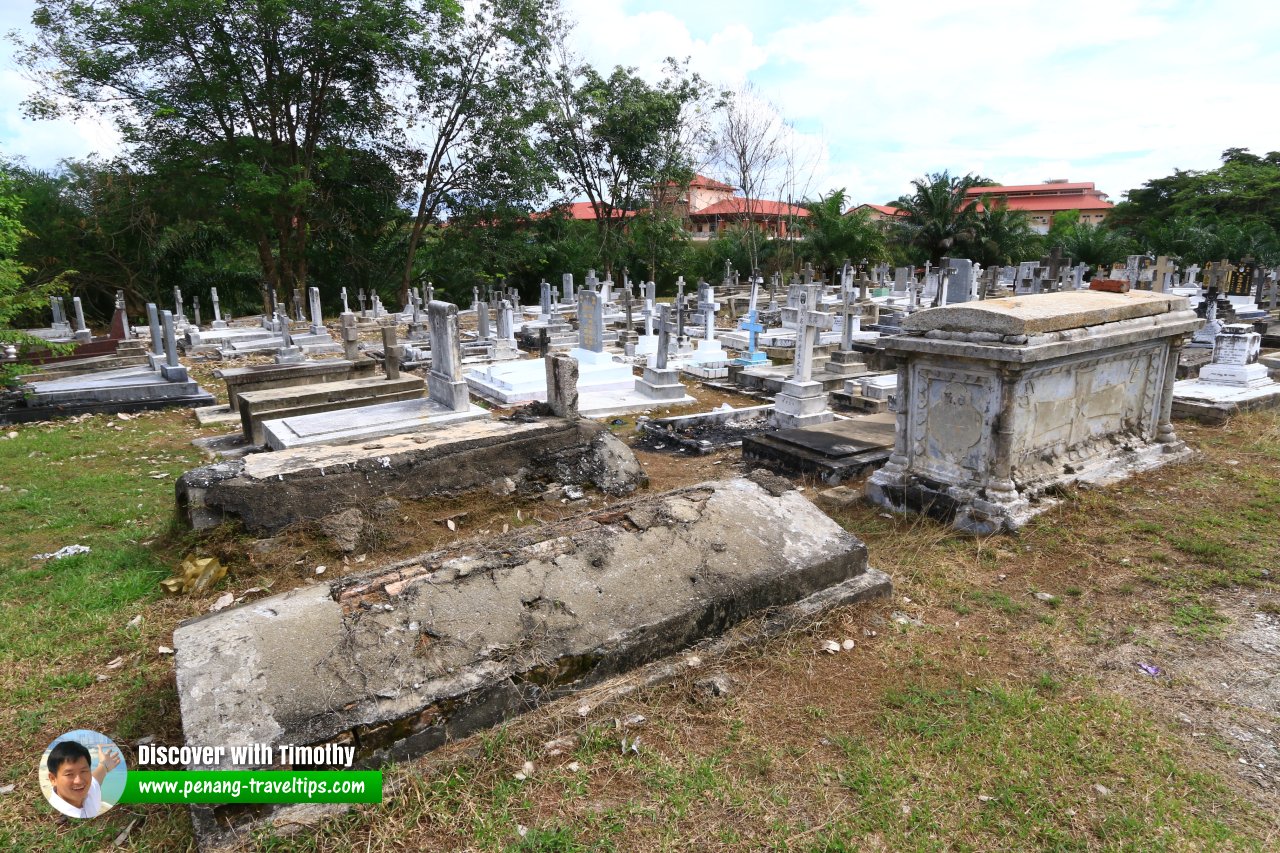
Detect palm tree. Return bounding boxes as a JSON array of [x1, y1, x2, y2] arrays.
[[967, 197, 1041, 266], [893, 171, 986, 263], [1048, 222, 1136, 269], [798, 188, 888, 280]]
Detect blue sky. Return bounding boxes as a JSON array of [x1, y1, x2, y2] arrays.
[[3, 1, 1278, 205]]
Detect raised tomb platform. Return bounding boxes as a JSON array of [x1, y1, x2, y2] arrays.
[[866, 291, 1201, 534], [173, 477, 891, 846]]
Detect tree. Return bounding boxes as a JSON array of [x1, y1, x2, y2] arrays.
[[0, 167, 69, 340], [1110, 148, 1280, 263], [19, 0, 449, 313], [542, 53, 711, 276], [1046, 221, 1136, 269], [715, 84, 785, 274], [891, 171, 993, 264], [398, 0, 557, 303], [966, 197, 1041, 266], [797, 189, 887, 279]]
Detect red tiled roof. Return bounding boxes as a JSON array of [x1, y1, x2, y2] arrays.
[[688, 174, 735, 191], [847, 203, 908, 217], [964, 182, 1100, 196], [560, 201, 637, 221], [688, 198, 808, 218], [986, 195, 1114, 212]]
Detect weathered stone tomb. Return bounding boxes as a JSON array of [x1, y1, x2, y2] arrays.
[[866, 291, 1201, 533]]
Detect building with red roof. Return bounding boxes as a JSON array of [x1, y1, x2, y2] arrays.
[[963, 180, 1114, 233], [686, 196, 809, 239], [845, 203, 909, 222]]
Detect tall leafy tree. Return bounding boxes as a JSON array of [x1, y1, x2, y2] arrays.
[[18, 0, 453, 312], [542, 53, 712, 276], [798, 189, 887, 280], [398, 0, 557, 303]]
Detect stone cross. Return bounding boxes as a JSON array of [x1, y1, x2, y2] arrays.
[[193, 297, 202, 328], [696, 281, 720, 342], [739, 280, 765, 359], [358, 288, 367, 314], [675, 275, 686, 304], [584, 269, 599, 293], [577, 288, 604, 352], [339, 287, 348, 313], [425, 283, 435, 303], [839, 276, 860, 349], [340, 312, 359, 360], [792, 285, 833, 383], [1151, 255, 1176, 293], [802, 262, 816, 284], [769, 272, 781, 309], [211, 288, 223, 323], [655, 304, 674, 370], [1185, 264, 1201, 287], [381, 323, 400, 380], [172, 287, 184, 323], [276, 309, 294, 348], [1040, 246, 1069, 290]]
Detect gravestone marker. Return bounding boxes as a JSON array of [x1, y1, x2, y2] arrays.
[[428, 301, 470, 411]]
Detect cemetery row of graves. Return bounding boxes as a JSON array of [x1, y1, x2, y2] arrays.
[[1, 249, 1279, 849]]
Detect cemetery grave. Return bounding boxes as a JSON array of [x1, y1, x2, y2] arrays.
[[3, 259, 1280, 852]]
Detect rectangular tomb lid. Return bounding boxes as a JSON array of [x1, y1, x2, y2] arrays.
[[902, 291, 1185, 337]]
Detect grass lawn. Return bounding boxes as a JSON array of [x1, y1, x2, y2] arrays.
[[0, 406, 1277, 851]]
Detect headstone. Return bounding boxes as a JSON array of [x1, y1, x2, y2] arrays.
[[544, 353, 579, 419], [577, 289, 604, 353], [942, 257, 974, 305], [427, 301, 470, 412], [1184, 264, 1201, 287], [769, 284, 834, 429], [340, 312, 360, 360], [733, 276, 768, 366], [308, 287, 325, 336], [358, 288, 368, 316], [159, 310, 189, 381], [146, 303, 164, 362], [540, 280, 553, 319], [697, 281, 720, 343], [381, 324, 401, 380], [562, 273, 575, 304], [71, 296, 91, 342], [211, 287, 227, 329], [1151, 256, 1176, 294], [173, 287, 186, 326], [340, 287, 349, 314], [1198, 323, 1268, 387], [476, 301, 491, 340]]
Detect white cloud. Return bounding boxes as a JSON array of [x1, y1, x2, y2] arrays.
[[565, 0, 1280, 206]]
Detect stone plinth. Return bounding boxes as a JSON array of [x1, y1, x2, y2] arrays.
[[866, 291, 1201, 534], [769, 379, 834, 429]]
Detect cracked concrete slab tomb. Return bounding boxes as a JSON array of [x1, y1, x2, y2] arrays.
[[173, 477, 890, 846]]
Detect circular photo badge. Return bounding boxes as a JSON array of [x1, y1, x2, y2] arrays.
[[39, 730, 127, 819]]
